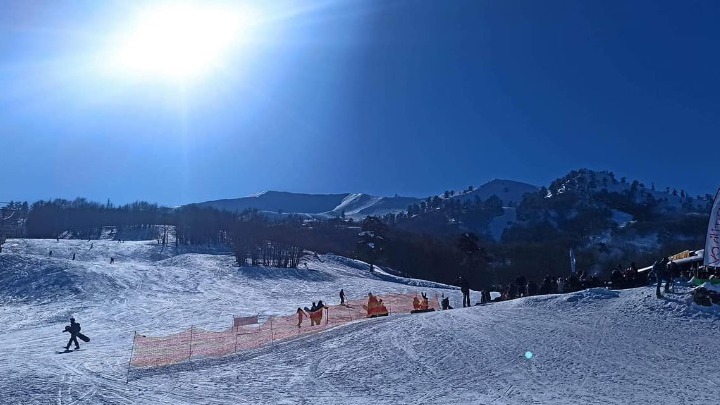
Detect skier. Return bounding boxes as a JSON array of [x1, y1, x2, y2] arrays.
[[339, 289, 345, 306], [63, 318, 81, 350]]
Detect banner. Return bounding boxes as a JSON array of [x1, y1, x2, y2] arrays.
[[669, 250, 692, 261], [569, 249, 577, 274], [704, 188, 720, 268], [233, 315, 258, 329]]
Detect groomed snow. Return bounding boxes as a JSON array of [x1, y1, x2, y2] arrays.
[[2, 239, 719, 404]]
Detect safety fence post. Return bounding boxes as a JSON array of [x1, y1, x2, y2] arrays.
[[270, 318, 274, 346], [189, 326, 193, 361], [234, 329, 238, 353], [126, 331, 136, 384]]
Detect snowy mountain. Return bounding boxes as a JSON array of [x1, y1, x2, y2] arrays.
[[190, 180, 538, 222], [192, 191, 421, 219], [449, 179, 538, 206], [2, 238, 719, 404]]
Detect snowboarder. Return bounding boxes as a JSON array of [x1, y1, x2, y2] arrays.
[[339, 289, 345, 305], [49, 250, 53, 257], [110, 257, 114, 264], [457, 276, 470, 307], [63, 318, 82, 350], [441, 296, 453, 310]]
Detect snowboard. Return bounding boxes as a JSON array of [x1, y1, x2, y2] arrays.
[[57, 348, 79, 354], [368, 313, 389, 318], [77, 332, 90, 343]]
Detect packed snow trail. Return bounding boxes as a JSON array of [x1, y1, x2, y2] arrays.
[[1, 239, 719, 404]]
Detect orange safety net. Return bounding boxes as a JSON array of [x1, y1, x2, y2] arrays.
[[130, 292, 440, 369]]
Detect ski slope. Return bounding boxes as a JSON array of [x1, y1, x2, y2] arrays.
[[1, 238, 719, 404]]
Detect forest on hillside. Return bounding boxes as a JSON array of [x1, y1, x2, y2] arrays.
[[1, 170, 714, 288]]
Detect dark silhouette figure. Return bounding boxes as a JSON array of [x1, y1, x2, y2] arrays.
[[457, 276, 470, 307], [63, 318, 81, 350], [110, 257, 115, 264], [515, 275, 527, 297], [666, 260, 676, 293], [339, 289, 345, 305], [49, 250, 53, 257], [72, 253, 75, 260], [654, 257, 669, 298], [527, 280, 538, 296], [441, 296, 453, 310]]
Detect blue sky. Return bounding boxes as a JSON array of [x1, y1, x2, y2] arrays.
[[1, 0, 718, 206]]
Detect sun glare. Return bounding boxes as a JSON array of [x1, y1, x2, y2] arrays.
[[116, 4, 253, 80]]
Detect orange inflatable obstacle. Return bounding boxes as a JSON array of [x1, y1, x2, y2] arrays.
[[363, 293, 389, 318]]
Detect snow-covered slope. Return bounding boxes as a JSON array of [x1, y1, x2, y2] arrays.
[[192, 191, 421, 219], [193, 191, 350, 214], [326, 193, 421, 218], [2, 238, 719, 404]]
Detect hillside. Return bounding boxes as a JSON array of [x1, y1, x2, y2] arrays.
[[2, 238, 719, 404], [449, 179, 538, 206]]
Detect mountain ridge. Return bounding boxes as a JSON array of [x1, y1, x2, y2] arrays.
[[190, 179, 540, 219]]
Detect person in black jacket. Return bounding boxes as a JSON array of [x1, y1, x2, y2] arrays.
[[457, 276, 470, 307], [63, 318, 81, 350], [654, 257, 669, 298]]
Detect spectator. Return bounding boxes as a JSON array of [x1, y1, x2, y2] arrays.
[[456, 276, 471, 307]]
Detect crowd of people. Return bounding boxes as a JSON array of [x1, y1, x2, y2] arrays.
[[486, 272, 606, 302]]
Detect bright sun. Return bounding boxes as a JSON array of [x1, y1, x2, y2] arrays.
[[116, 4, 252, 80]]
